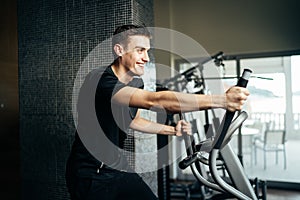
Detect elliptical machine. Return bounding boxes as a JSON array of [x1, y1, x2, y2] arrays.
[[161, 54, 267, 200], [179, 69, 265, 200]]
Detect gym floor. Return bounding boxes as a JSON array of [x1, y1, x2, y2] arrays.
[[267, 189, 300, 200], [171, 189, 300, 200], [169, 180, 300, 199]]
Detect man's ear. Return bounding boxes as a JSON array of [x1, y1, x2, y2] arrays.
[[114, 44, 124, 57]]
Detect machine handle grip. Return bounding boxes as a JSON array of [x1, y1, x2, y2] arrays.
[[236, 68, 252, 87], [179, 152, 199, 169], [213, 69, 252, 149]]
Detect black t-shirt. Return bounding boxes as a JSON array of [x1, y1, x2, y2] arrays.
[[68, 65, 144, 178]]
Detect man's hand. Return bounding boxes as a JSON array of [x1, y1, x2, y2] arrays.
[[225, 86, 250, 112], [175, 120, 192, 136]]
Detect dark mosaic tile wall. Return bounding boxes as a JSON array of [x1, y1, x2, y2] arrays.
[[18, 0, 154, 199], [132, 0, 158, 195]]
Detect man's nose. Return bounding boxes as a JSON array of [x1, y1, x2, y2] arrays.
[[142, 51, 150, 62]]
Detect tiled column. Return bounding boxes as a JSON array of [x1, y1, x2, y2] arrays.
[[18, 0, 155, 199]]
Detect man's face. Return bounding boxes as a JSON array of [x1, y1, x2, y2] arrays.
[[121, 35, 150, 76]]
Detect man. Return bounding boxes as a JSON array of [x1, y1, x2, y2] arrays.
[[65, 24, 249, 200]]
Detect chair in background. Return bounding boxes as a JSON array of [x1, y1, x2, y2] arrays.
[[253, 121, 287, 170]]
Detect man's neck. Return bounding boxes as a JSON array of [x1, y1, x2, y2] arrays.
[[111, 62, 134, 84]]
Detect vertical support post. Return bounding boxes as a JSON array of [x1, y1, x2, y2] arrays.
[[236, 58, 244, 165], [283, 57, 293, 137]]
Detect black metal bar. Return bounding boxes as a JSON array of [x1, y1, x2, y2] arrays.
[[236, 59, 244, 166], [223, 49, 300, 60]]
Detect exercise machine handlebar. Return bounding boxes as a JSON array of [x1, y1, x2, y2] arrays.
[[178, 110, 248, 169], [212, 69, 252, 149]]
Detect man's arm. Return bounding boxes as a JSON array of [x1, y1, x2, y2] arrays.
[[129, 110, 191, 136], [112, 86, 249, 113]]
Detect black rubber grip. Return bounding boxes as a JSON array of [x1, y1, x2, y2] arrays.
[[179, 152, 199, 169], [236, 68, 252, 87]]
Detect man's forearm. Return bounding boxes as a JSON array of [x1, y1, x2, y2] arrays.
[[152, 91, 226, 113], [130, 117, 176, 135]]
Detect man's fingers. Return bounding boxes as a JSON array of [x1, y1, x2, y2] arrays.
[[179, 120, 192, 135]]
